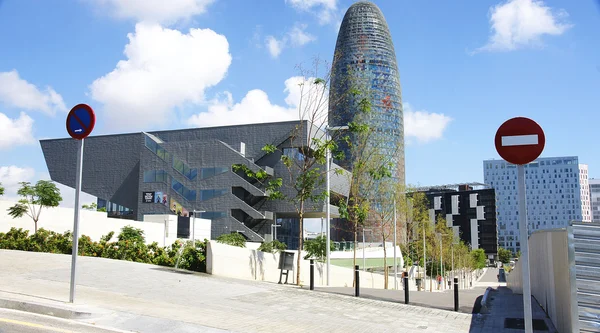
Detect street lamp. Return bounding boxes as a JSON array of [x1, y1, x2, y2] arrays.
[[362, 228, 373, 272], [325, 125, 349, 286], [191, 210, 205, 247]]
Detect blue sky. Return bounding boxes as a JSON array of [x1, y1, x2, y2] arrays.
[[1, 0, 599, 210]]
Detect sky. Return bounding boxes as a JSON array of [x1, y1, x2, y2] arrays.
[[1, 0, 600, 214]]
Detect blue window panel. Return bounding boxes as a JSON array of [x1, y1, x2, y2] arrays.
[[143, 170, 156, 183], [189, 168, 198, 181]]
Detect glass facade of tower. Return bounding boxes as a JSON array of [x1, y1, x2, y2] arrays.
[[329, 1, 404, 184]]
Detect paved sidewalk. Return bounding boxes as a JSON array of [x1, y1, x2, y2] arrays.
[[0, 250, 473, 333], [306, 287, 485, 313], [469, 287, 558, 332]]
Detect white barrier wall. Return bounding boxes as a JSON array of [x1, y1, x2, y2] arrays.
[[0, 200, 210, 247], [206, 240, 389, 288], [506, 229, 574, 333]]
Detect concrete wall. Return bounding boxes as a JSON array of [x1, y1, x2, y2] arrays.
[[507, 229, 574, 333], [206, 240, 389, 288], [0, 200, 210, 247]]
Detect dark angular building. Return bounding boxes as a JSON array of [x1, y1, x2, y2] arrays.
[[414, 184, 498, 259], [40, 121, 350, 247], [329, 1, 405, 184]]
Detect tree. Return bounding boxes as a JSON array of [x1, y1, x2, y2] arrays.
[[261, 58, 366, 286], [303, 235, 335, 261], [471, 248, 487, 270], [0, 182, 4, 196], [498, 247, 512, 264], [7, 181, 62, 233], [82, 202, 107, 212]]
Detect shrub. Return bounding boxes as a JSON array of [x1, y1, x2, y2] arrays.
[[216, 233, 246, 248], [258, 240, 287, 253], [0, 226, 207, 273]]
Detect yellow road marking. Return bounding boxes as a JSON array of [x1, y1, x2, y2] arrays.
[[0, 317, 75, 332]]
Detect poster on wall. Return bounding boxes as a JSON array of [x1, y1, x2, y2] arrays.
[[155, 191, 168, 206], [170, 198, 189, 217], [142, 192, 155, 203]]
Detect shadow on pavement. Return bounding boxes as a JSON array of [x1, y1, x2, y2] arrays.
[[307, 287, 483, 314], [150, 267, 196, 275]]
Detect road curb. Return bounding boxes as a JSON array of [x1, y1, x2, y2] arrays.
[[0, 297, 93, 320]]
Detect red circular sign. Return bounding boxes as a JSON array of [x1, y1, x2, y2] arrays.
[[494, 117, 545, 165], [66, 104, 96, 140]]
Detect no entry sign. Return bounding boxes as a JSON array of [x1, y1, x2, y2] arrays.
[[66, 104, 96, 140], [494, 117, 545, 165]]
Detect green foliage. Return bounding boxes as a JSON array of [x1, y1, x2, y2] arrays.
[[0, 182, 4, 196], [7, 180, 62, 233], [0, 227, 208, 272], [82, 202, 107, 212], [497, 247, 512, 264], [303, 235, 334, 261], [216, 233, 246, 248], [471, 248, 487, 269], [516, 250, 521, 259], [257, 240, 287, 253]]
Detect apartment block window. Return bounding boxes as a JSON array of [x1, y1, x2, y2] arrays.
[[171, 179, 196, 201], [199, 189, 228, 201], [201, 167, 228, 179], [143, 170, 167, 183], [173, 157, 198, 181]]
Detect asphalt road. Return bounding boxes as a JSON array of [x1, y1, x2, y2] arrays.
[[0, 308, 128, 333]]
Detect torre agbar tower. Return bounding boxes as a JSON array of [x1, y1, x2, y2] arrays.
[[329, 1, 405, 185]]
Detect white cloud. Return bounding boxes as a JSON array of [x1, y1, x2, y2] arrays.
[[266, 36, 284, 58], [0, 166, 36, 200], [188, 76, 328, 127], [265, 24, 316, 58], [90, 23, 232, 130], [93, 0, 215, 25], [286, 0, 338, 25], [289, 24, 316, 46], [477, 0, 572, 52], [0, 70, 67, 115], [403, 103, 452, 143], [0, 112, 35, 150]]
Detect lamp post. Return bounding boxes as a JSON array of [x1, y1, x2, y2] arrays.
[[393, 198, 398, 290], [325, 125, 349, 286], [362, 228, 372, 272]]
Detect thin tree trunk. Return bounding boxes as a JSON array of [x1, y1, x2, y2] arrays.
[[383, 243, 388, 289], [34, 219, 38, 233], [297, 203, 304, 286]]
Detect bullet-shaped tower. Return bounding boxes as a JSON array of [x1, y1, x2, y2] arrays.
[[329, 1, 405, 185]]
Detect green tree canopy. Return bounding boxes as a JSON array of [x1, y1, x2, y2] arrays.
[[498, 247, 512, 264], [7, 180, 62, 233], [0, 182, 4, 196], [303, 235, 335, 261], [471, 248, 487, 270]]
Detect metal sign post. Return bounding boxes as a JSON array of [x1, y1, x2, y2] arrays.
[[66, 104, 96, 303], [494, 117, 545, 333]]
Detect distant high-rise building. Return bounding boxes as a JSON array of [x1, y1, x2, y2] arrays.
[[329, 1, 405, 184], [483, 156, 591, 254], [414, 183, 498, 259], [589, 179, 600, 222]]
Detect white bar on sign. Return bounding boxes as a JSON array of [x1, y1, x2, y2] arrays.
[[501, 134, 538, 147]]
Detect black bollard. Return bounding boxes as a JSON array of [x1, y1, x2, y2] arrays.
[[454, 277, 459, 312], [403, 276, 409, 304], [310, 259, 315, 291], [355, 265, 360, 297]]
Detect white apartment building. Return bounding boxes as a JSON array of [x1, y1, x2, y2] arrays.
[[483, 156, 591, 254], [589, 179, 600, 222]]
